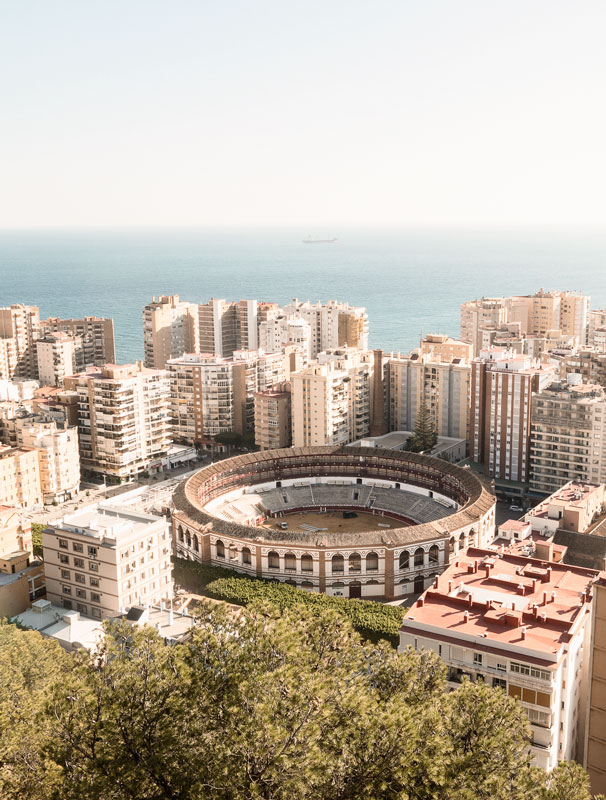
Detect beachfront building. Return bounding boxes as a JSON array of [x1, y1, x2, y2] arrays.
[[36, 332, 78, 387], [198, 298, 259, 357], [0, 304, 41, 379], [143, 294, 199, 369], [40, 316, 116, 368]]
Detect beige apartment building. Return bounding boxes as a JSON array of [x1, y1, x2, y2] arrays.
[[254, 383, 292, 450], [36, 332, 78, 387], [0, 506, 44, 617], [280, 299, 369, 358], [291, 348, 374, 447], [258, 315, 312, 361], [43, 503, 173, 619], [461, 291, 590, 357], [41, 316, 116, 367], [584, 574, 606, 795], [168, 349, 287, 444], [0, 304, 41, 379], [530, 376, 606, 495], [470, 349, 555, 483], [388, 336, 471, 441], [198, 298, 259, 357], [588, 309, 606, 348], [558, 348, 606, 388], [143, 294, 199, 369], [0, 446, 42, 510], [65, 363, 172, 481]]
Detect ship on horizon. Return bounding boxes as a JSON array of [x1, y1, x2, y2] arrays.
[[302, 235, 338, 244]]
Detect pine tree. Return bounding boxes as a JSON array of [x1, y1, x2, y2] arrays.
[[408, 399, 438, 453]]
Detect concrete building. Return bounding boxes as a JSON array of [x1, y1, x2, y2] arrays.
[[280, 299, 368, 358], [584, 574, 606, 794], [530, 377, 606, 494], [388, 340, 471, 441], [143, 294, 199, 369], [254, 384, 292, 450], [291, 348, 374, 447], [36, 332, 78, 387], [400, 547, 598, 769], [198, 298, 258, 357], [558, 348, 606, 388], [64, 363, 172, 481], [32, 386, 79, 427], [43, 502, 173, 619], [524, 482, 605, 537], [470, 349, 555, 483], [0, 304, 41, 379], [258, 315, 312, 361], [0, 446, 42, 510], [40, 316, 116, 367], [13, 600, 104, 652], [588, 309, 606, 348], [460, 298, 509, 356], [6, 414, 80, 504], [168, 350, 287, 444], [0, 506, 43, 617]]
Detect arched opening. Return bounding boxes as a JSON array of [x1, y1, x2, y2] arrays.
[[193, 535, 199, 552], [178, 526, 184, 543], [414, 547, 424, 567], [301, 580, 314, 591], [428, 545, 439, 565], [449, 537, 455, 553], [459, 532, 465, 548], [349, 553, 361, 572], [399, 551, 409, 570], [414, 574, 425, 593], [284, 553, 296, 571], [285, 579, 296, 586], [242, 546, 252, 565], [469, 528, 477, 546], [349, 580, 362, 598], [268, 551, 279, 569], [332, 581, 345, 596], [332, 554, 344, 574], [366, 552, 379, 572], [301, 554, 313, 573], [186, 533, 191, 548], [215, 540, 225, 559]]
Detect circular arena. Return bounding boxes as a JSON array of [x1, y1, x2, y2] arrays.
[[171, 446, 496, 600]]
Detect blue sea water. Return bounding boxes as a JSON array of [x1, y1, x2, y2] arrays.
[[0, 227, 605, 363]]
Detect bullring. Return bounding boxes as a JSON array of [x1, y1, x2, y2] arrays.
[[171, 446, 496, 600]]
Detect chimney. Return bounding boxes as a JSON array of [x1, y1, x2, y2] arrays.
[[543, 591, 547, 606], [532, 579, 537, 592], [521, 626, 527, 640], [532, 605, 539, 618], [483, 565, 490, 578], [417, 596, 425, 607], [448, 581, 453, 593], [463, 610, 469, 622], [551, 591, 556, 603], [468, 594, 473, 608], [540, 611, 547, 622], [433, 577, 438, 589], [474, 561, 479, 574]]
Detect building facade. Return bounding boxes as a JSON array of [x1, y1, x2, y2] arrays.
[[41, 316, 116, 367], [36, 332, 78, 387], [43, 503, 173, 619], [254, 384, 292, 450], [198, 299, 259, 357], [0, 304, 41, 379], [0, 446, 42, 510], [143, 294, 199, 369]]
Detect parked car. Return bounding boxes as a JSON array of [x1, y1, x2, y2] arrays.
[[509, 504, 523, 512]]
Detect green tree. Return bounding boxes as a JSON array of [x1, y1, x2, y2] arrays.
[[408, 399, 438, 453], [30, 522, 45, 558]]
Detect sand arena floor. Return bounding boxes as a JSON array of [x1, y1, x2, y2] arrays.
[[261, 509, 408, 533]]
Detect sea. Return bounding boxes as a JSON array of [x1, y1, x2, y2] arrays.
[[0, 227, 605, 363]]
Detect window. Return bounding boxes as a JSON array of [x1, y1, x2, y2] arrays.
[[77, 603, 88, 615], [399, 551, 410, 570], [268, 551, 280, 569], [59, 554, 69, 564], [89, 562, 99, 572], [284, 553, 296, 571], [215, 540, 225, 559], [72, 542, 83, 553], [62, 585, 72, 595], [349, 553, 361, 572], [74, 558, 84, 568], [76, 589, 86, 599], [510, 662, 551, 682], [366, 552, 379, 572], [88, 546, 97, 558], [58, 539, 68, 549], [74, 573, 86, 584], [242, 547, 252, 565], [493, 678, 506, 690], [301, 554, 313, 573], [60, 569, 70, 580], [89, 577, 100, 587], [473, 653, 483, 667], [90, 592, 101, 603], [63, 599, 72, 610], [91, 607, 102, 619], [414, 548, 424, 567]]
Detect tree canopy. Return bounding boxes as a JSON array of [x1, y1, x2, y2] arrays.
[[0, 605, 601, 800], [407, 399, 438, 453]]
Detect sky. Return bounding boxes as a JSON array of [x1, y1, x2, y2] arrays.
[[1, 0, 605, 229]]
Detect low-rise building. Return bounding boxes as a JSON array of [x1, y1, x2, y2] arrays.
[[43, 503, 173, 619], [524, 482, 605, 537], [0, 506, 44, 616], [400, 547, 599, 769]]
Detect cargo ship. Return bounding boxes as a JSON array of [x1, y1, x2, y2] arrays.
[[303, 236, 337, 244]]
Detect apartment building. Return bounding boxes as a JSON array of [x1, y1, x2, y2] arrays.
[[400, 547, 598, 769], [584, 574, 606, 794], [524, 482, 605, 537], [388, 336, 471, 441], [588, 309, 606, 348], [36, 332, 78, 387], [530, 377, 606, 494], [168, 350, 287, 444], [470, 349, 555, 483], [198, 298, 259, 357], [558, 348, 606, 388], [291, 348, 373, 447], [258, 315, 312, 361], [461, 291, 590, 357], [0, 446, 42, 510], [43, 503, 173, 619], [143, 294, 199, 369], [40, 316, 116, 367], [280, 299, 369, 358], [254, 383, 292, 450], [0, 304, 41, 379], [64, 363, 171, 481], [0, 506, 44, 617]]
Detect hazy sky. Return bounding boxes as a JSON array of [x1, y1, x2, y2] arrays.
[[1, 0, 605, 228]]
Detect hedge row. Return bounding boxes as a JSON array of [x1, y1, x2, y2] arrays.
[[172, 558, 405, 647]]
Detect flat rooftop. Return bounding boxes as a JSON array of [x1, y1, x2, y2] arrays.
[[54, 502, 166, 542], [403, 547, 598, 660], [528, 482, 603, 518]]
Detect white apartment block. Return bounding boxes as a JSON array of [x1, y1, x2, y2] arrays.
[[64, 363, 172, 481], [41, 316, 116, 367], [530, 376, 606, 495], [0, 304, 41, 379], [43, 503, 173, 619], [168, 349, 287, 443], [259, 315, 312, 361], [400, 548, 598, 770], [291, 348, 373, 447], [143, 294, 199, 369], [198, 298, 258, 357], [470, 349, 555, 483], [588, 310, 606, 349], [281, 299, 369, 358], [0, 446, 42, 510], [36, 332, 77, 387]]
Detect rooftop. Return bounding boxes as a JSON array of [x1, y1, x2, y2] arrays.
[[527, 482, 603, 519], [402, 547, 598, 661], [52, 502, 167, 544]]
